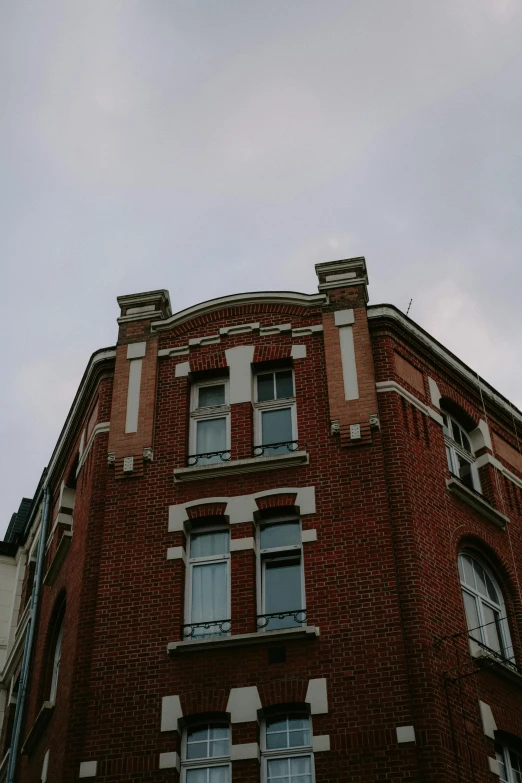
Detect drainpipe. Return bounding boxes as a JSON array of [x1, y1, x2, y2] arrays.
[[7, 482, 51, 783]]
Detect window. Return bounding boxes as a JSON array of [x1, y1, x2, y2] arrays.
[[496, 743, 522, 783], [442, 411, 480, 492], [185, 528, 230, 638], [262, 714, 314, 783], [459, 552, 513, 660], [189, 380, 230, 465], [49, 618, 64, 702], [258, 520, 306, 631], [182, 722, 231, 783], [254, 370, 297, 456]]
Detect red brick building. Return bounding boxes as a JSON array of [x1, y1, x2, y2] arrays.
[[1, 257, 521, 783]]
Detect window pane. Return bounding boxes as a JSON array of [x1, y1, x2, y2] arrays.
[[510, 750, 522, 783], [209, 725, 230, 757], [265, 560, 302, 629], [456, 454, 474, 489], [191, 531, 229, 558], [191, 562, 227, 633], [260, 522, 301, 550], [186, 769, 208, 783], [261, 408, 293, 453], [482, 603, 503, 654], [461, 431, 471, 453], [196, 418, 227, 461], [460, 555, 476, 590], [473, 562, 487, 598], [275, 371, 294, 398], [446, 446, 454, 475], [462, 591, 480, 638], [495, 745, 508, 783], [484, 572, 499, 604], [442, 413, 450, 437], [198, 384, 226, 407], [209, 768, 230, 783], [258, 373, 275, 401], [289, 756, 312, 776], [267, 758, 289, 781], [453, 424, 463, 448]]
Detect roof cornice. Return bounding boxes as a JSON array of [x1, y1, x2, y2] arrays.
[[151, 291, 326, 333], [368, 305, 522, 426], [46, 348, 116, 482]]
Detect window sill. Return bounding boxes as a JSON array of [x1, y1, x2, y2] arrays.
[[167, 625, 319, 654], [43, 532, 73, 587], [446, 478, 509, 529], [469, 639, 522, 686], [173, 451, 309, 482], [21, 701, 54, 755]]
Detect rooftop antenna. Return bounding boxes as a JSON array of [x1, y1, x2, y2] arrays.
[[406, 298, 413, 316]]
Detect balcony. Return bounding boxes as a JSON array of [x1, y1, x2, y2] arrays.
[[174, 443, 308, 482], [256, 609, 308, 632], [182, 619, 232, 639]]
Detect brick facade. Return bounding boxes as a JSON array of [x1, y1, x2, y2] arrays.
[[1, 258, 521, 782]]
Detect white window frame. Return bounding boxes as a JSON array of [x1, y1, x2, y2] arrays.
[[261, 713, 315, 783], [257, 517, 306, 632], [189, 379, 231, 464], [49, 619, 64, 703], [442, 410, 481, 492], [184, 526, 231, 638], [495, 742, 522, 783], [254, 369, 298, 455], [459, 551, 513, 661], [181, 722, 231, 783]]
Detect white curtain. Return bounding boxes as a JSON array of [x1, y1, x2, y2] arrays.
[[192, 563, 227, 624]]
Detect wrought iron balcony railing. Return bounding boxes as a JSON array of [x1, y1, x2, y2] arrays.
[[470, 635, 521, 675], [182, 619, 232, 639], [253, 441, 300, 457], [187, 450, 232, 467], [256, 609, 307, 630]]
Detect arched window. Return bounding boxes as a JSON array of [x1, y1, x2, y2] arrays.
[[49, 618, 64, 703], [181, 720, 231, 782], [459, 552, 513, 660], [496, 742, 522, 782], [442, 410, 480, 492], [262, 712, 314, 783]]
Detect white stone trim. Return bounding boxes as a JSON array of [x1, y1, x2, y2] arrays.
[[475, 452, 522, 490], [333, 309, 355, 327], [161, 695, 183, 732], [338, 325, 359, 400], [259, 323, 292, 336], [166, 547, 186, 563], [126, 341, 147, 359], [489, 756, 501, 776], [79, 760, 97, 778], [230, 538, 255, 552], [478, 700, 497, 739], [158, 345, 189, 357], [312, 735, 330, 752], [169, 487, 316, 532], [301, 529, 317, 543], [152, 292, 326, 333], [396, 726, 416, 744], [41, 750, 49, 783], [127, 304, 155, 315], [428, 377, 441, 408], [220, 323, 260, 337], [291, 325, 323, 337], [369, 306, 522, 427], [76, 422, 110, 476], [125, 358, 142, 433], [188, 334, 221, 347], [291, 345, 307, 360], [159, 752, 180, 771], [227, 686, 262, 723], [376, 380, 444, 425], [225, 345, 256, 404], [306, 678, 328, 715], [175, 361, 191, 378], [230, 743, 260, 760]]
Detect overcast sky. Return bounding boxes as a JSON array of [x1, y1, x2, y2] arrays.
[[1, 0, 521, 532]]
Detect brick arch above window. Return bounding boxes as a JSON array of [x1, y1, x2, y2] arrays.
[[190, 351, 227, 374], [180, 689, 230, 717], [258, 679, 309, 709], [255, 493, 298, 512], [254, 345, 293, 364], [187, 503, 228, 520]]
